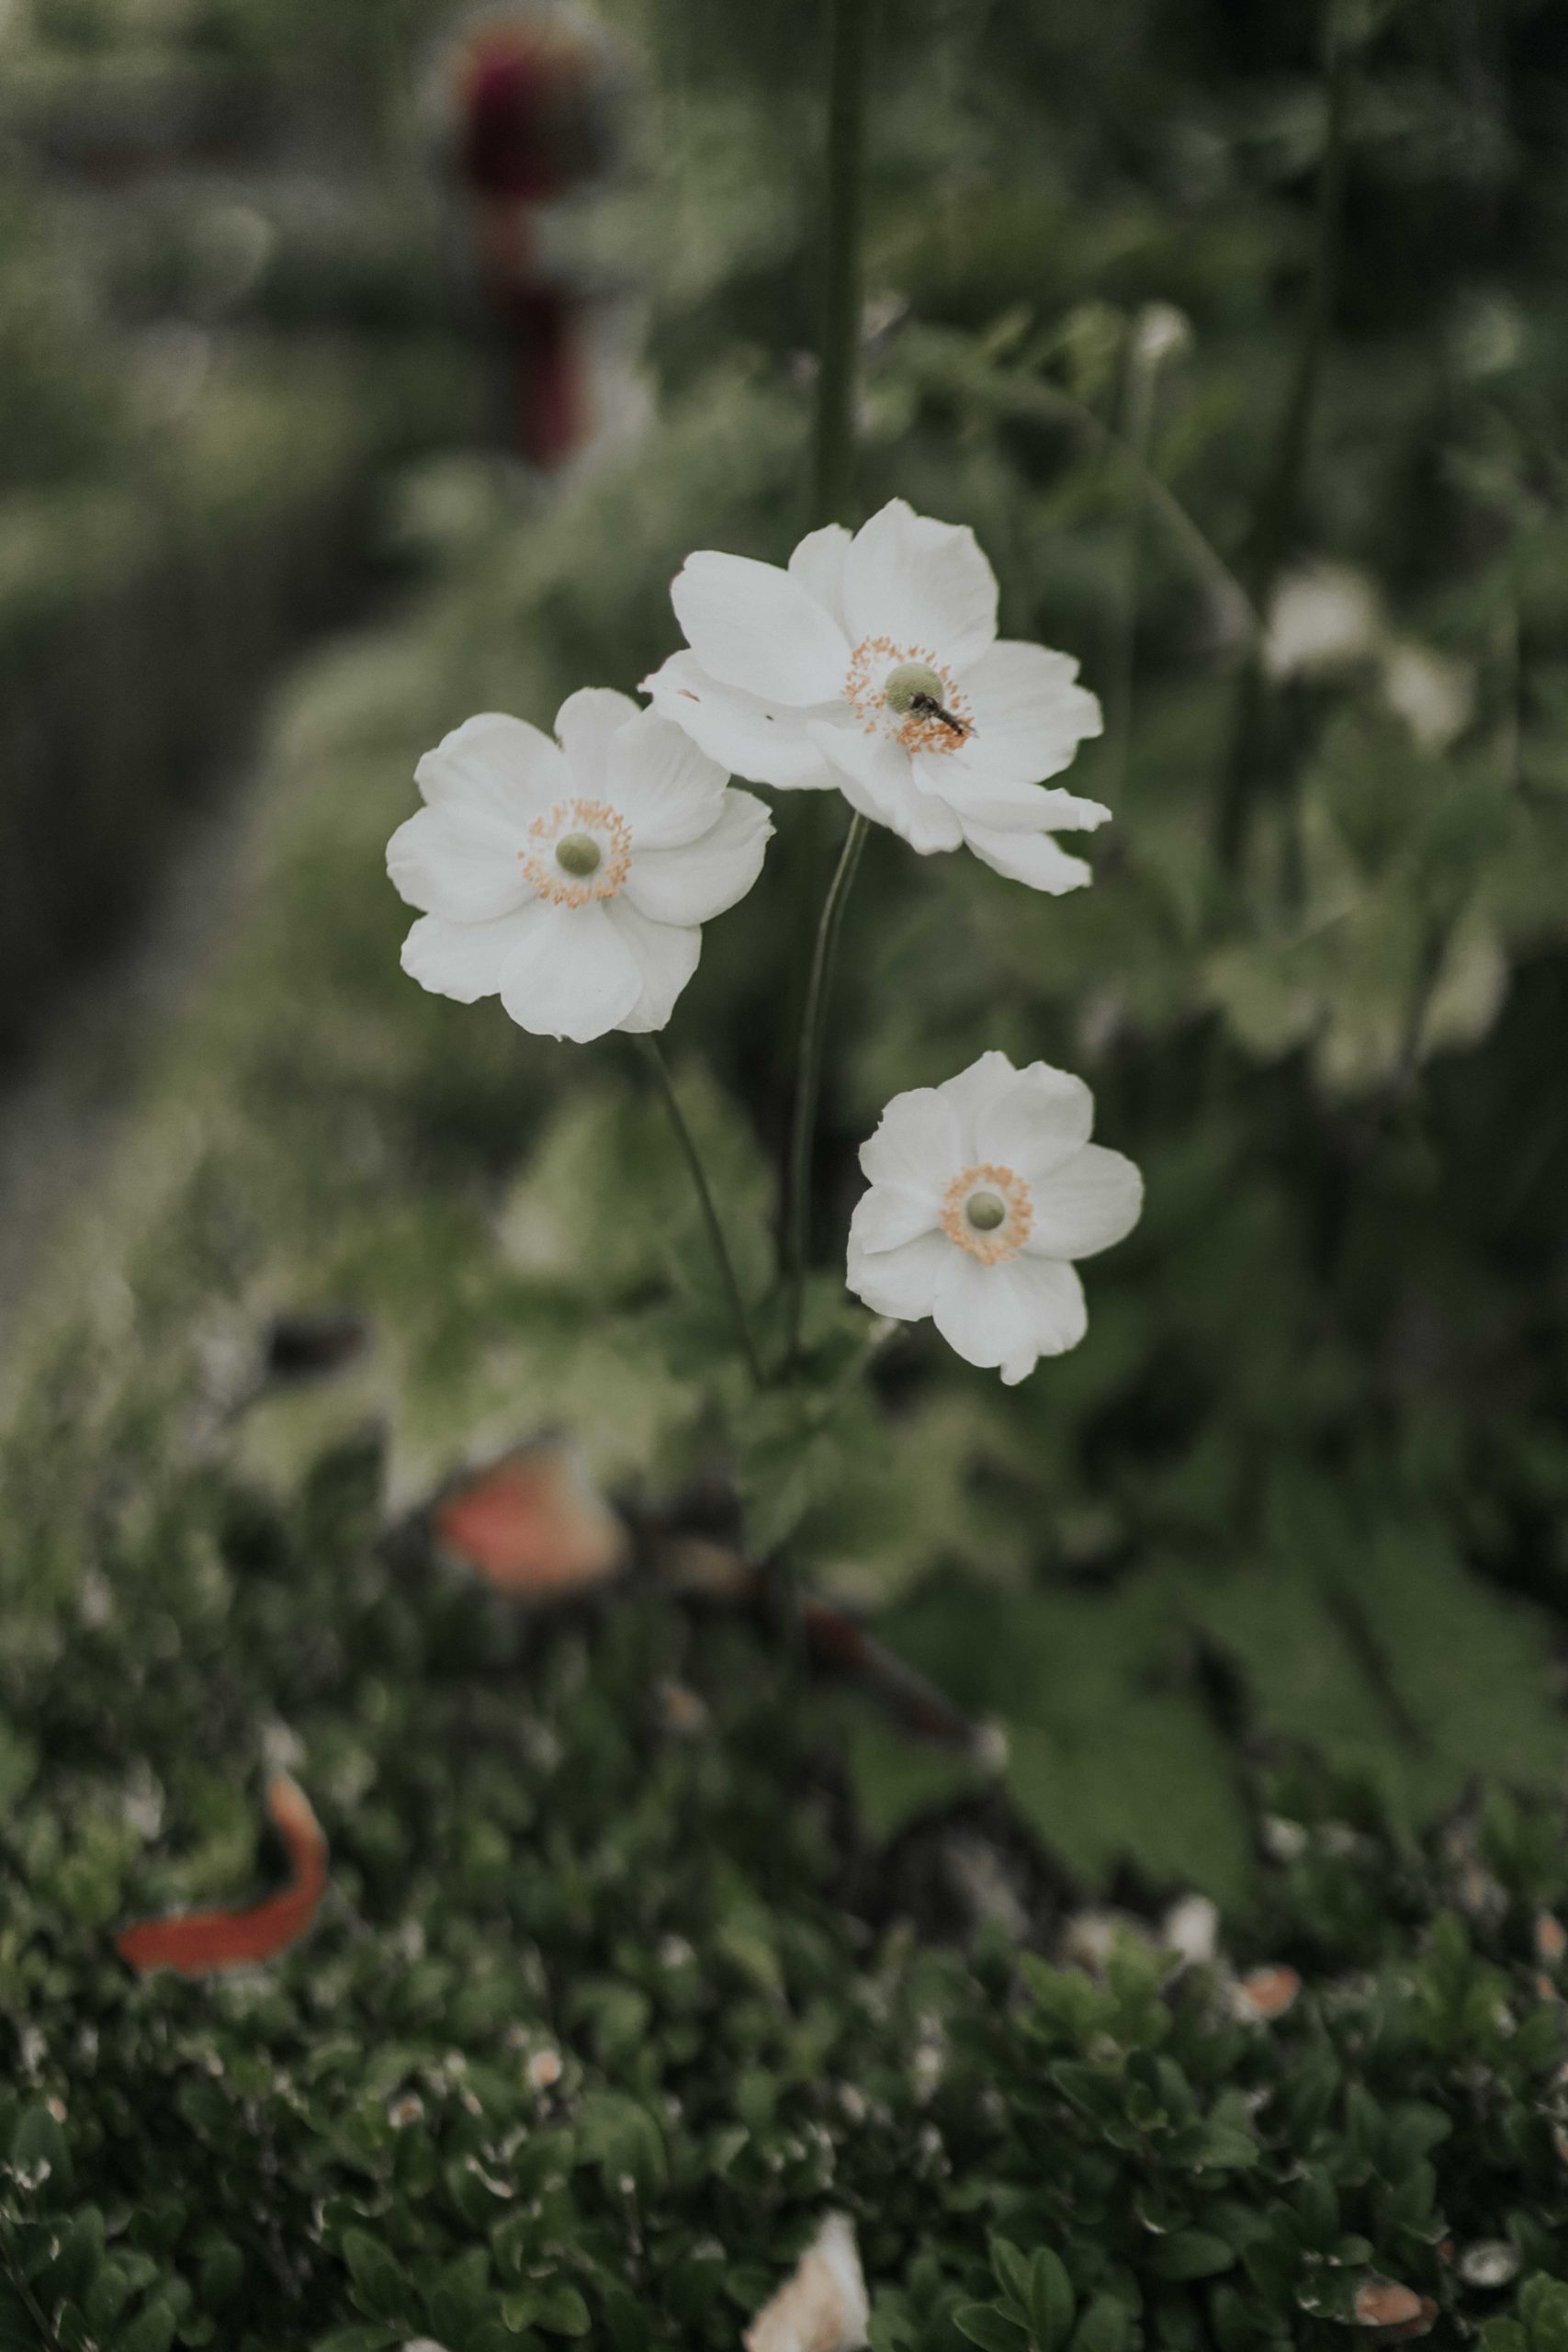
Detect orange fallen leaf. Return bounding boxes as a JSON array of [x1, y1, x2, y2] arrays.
[[1232, 1963, 1302, 2021], [1370, 2293, 1438, 2342], [1354, 2281, 1425, 2331], [434, 1441, 629, 1599], [116, 1777, 327, 1977]]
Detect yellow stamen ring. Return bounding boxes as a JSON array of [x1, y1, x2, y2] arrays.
[[844, 637, 974, 758], [521, 798, 632, 906], [941, 1163, 1032, 1264]]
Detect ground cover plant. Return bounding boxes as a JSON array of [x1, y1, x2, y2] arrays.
[[4, 0, 1568, 2345]]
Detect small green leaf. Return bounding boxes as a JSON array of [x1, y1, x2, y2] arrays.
[[1069, 2296, 1133, 2352], [954, 2304, 1029, 2352], [338, 2232, 408, 2324], [1148, 2232, 1235, 2282], [1030, 2250, 1077, 2352], [534, 2281, 592, 2337]]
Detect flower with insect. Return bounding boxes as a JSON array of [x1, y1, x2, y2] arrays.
[[388, 689, 772, 1042], [846, 1050, 1142, 1384], [643, 498, 1110, 890]]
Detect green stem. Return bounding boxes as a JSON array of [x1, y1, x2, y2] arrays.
[[1103, 326, 1167, 808], [784, 811, 869, 1364], [638, 1036, 765, 1389], [778, 0, 874, 1367], [1214, 12, 1354, 874], [809, 0, 874, 527]]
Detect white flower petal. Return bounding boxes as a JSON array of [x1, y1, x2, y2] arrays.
[[414, 712, 569, 824], [400, 910, 525, 1002], [642, 651, 841, 791], [953, 640, 1103, 784], [607, 710, 728, 848], [744, 2213, 869, 2352], [387, 805, 530, 922], [623, 789, 773, 926], [399, 910, 523, 1001], [927, 756, 1111, 835], [933, 1051, 1019, 1153], [849, 1182, 941, 1254], [497, 899, 641, 1041], [813, 723, 964, 853], [859, 1086, 961, 1195], [671, 551, 851, 705], [605, 899, 702, 1034], [846, 1228, 951, 1320], [1025, 1143, 1144, 1261], [1004, 1260, 1090, 1377], [555, 688, 641, 790], [787, 522, 852, 630], [933, 1250, 1086, 1379], [963, 821, 1095, 894], [975, 1063, 1094, 1183], [841, 499, 998, 671]]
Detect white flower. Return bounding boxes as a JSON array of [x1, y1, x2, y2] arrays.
[[641, 498, 1108, 892], [743, 2213, 870, 2352], [1380, 639, 1475, 752], [846, 1050, 1142, 1385], [387, 690, 772, 1042], [1261, 560, 1383, 682]]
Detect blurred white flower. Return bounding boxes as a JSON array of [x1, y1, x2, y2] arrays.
[[643, 498, 1108, 892], [1380, 639, 1475, 752], [1262, 561, 1383, 683], [388, 691, 771, 1042], [744, 2212, 870, 2352], [846, 1050, 1143, 1385], [1131, 300, 1193, 367]]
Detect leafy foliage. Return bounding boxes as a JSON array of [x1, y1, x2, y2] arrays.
[[5, 0, 1568, 2338]]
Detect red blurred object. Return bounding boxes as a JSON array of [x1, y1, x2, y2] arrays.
[[116, 1777, 327, 1977], [456, 19, 616, 201], [442, 7, 628, 470], [434, 1440, 629, 1599]]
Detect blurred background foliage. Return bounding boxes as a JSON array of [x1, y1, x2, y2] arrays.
[[5, 0, 1568, 1893], [4, 0, 1568, 2335], [3, 0, 1568, 2342]]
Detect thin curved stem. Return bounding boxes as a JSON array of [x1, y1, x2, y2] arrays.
[[903, 328, 1260, 647], [810, 0, 874, 527], [1103, 332, 1170, 809], [1214, 13, 1354, 874], [638, 1036, 764, 1389], [784, 811, 869, 1366]]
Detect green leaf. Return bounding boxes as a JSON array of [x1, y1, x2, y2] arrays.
[[989, 2236, 1032, 2313], [338, 2232, 409, 2324], [1148, 2232, 1236, 2282], [1068, 2296, 1133, 2352], [533, 2282, 592, 2337], [1030, 2250, 1077, 2352], [953, 2303, 1030, 2352], [9, 2104, 72, 2195]]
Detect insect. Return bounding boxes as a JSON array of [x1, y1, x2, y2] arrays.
[[909, 690, 974, 739]]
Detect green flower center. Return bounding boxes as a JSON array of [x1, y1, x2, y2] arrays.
[[883, 661, 947, 715], [965, 1191, 1007, 1233], [555, 832, 603, 879]]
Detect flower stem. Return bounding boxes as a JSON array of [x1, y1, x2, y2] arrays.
[[1213, 8, 1353, 875], [637, 1035, 765, 1389], [1103, 324, 1170, 810], [784, 810, 869, 1365], [809, 0, 874, 527]]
